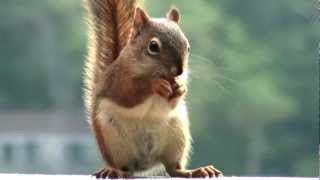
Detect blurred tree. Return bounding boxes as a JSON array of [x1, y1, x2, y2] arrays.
[[0, 0, 86, 109]]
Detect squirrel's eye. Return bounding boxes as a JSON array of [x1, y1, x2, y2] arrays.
[[148, 38, 161, 55]]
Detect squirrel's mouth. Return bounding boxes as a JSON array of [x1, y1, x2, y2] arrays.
[[157, 66, 182, 82]]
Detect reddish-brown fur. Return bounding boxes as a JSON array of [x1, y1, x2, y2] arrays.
[[98, 64, 153, 107]]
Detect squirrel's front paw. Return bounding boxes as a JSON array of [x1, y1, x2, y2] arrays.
[[170, 82, 187, 99], [168, 82, 187, 108], [151, 79, 173, 99]]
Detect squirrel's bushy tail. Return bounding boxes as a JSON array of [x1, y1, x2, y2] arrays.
[[83, 0, 140, 113], [84, 0, 139, 65]]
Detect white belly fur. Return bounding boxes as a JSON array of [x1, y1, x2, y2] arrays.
[[98, 95, 174, 122], [96, 94, 189, 171]]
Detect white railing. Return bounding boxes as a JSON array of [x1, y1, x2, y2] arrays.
[[0, 174, 317, 180]]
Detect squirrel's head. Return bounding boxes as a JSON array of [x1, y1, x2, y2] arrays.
[[126, 7, 190, 80]]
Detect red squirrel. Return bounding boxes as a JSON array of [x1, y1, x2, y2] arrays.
[[83, 0, 222, 178]]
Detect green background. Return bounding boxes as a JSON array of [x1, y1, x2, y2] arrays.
[[0, 0, 318, 177]]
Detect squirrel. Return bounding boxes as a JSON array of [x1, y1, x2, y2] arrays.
[[83, 0, 222, 178]]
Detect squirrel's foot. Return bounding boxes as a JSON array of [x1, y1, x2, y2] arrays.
[[168, 165, 223, 178], [92, 167, 130, 179], [189, 166, 223, 178], [151, 79, 173, 99]]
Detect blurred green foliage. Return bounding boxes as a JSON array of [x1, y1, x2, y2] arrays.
[[0, 0, 317, 177]]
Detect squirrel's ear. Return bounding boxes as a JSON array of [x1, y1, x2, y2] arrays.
[[166, 7, 180, 24], [134, 7, 150, 29]]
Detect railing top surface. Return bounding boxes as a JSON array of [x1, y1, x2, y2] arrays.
[[0, 174, 317, 180]]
